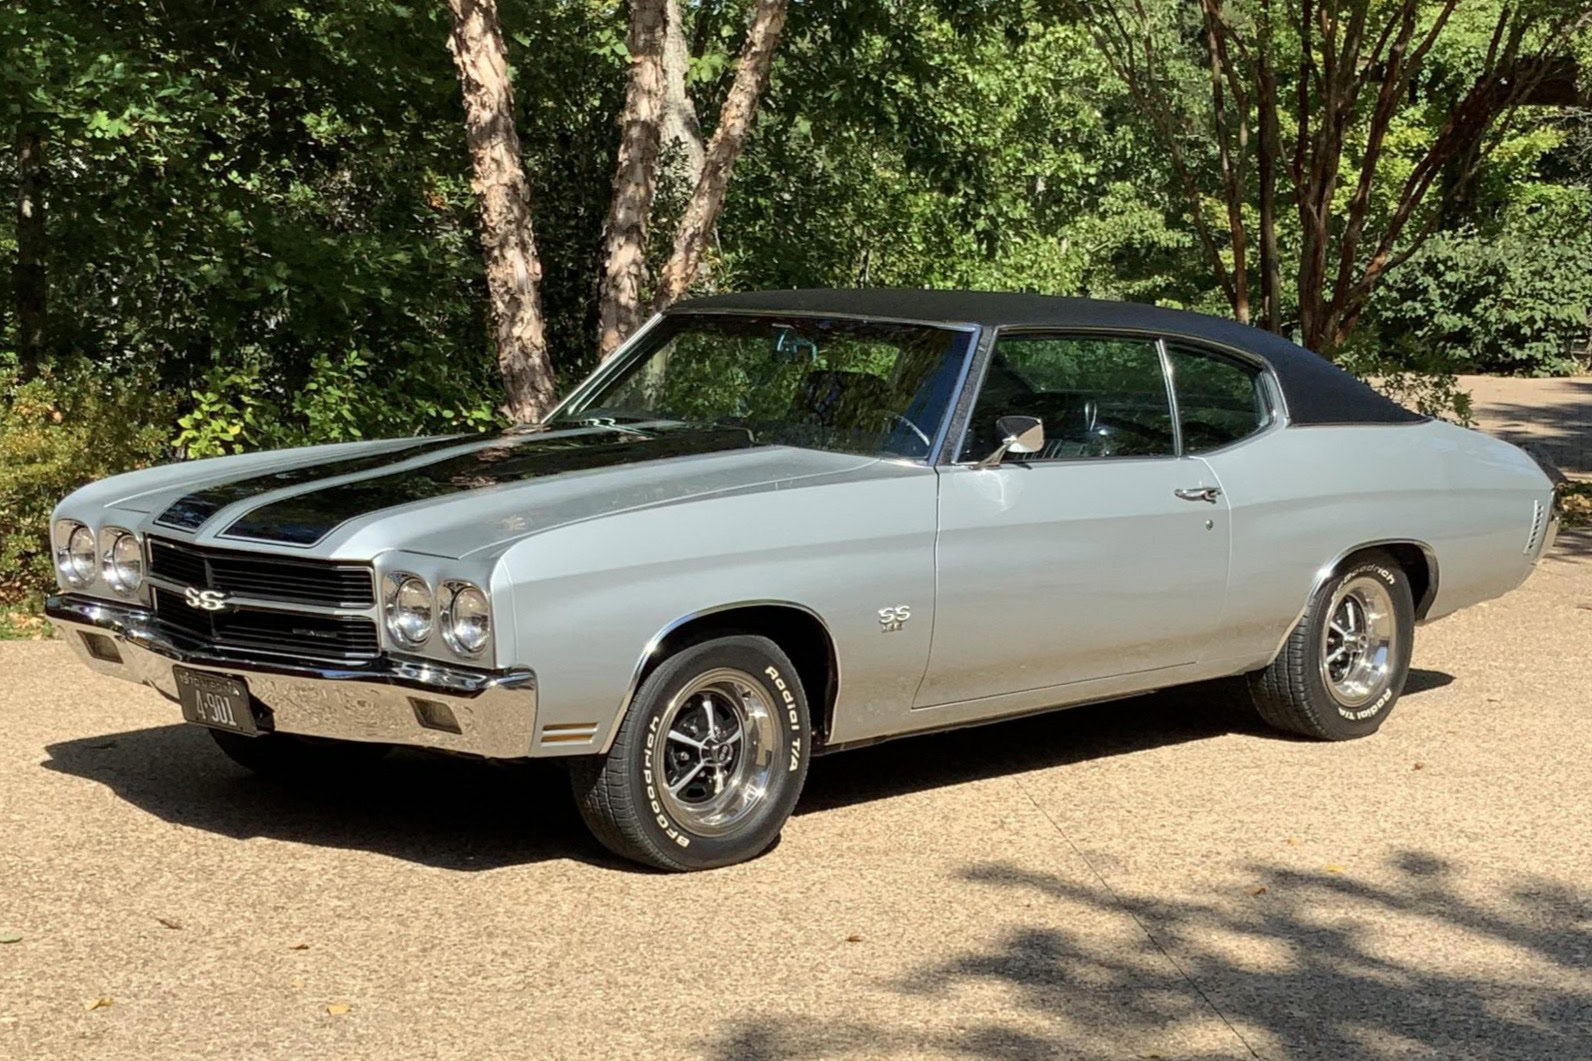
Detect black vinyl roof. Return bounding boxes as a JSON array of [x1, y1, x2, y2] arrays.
[[672, 288, 1425, 426]]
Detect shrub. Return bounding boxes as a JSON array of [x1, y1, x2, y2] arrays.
[[0, 368, 173, 604]]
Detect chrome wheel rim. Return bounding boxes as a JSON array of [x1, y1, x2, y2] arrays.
[[656, 668, 778, 837], [1320, 575, 1397, 709]]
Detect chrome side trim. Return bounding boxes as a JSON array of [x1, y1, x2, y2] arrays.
[[1264, 538, 1441, 665], [602, 599, 839, 755], [46, 594, 539, 757]]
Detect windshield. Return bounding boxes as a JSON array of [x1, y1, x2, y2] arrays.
[[554, 314, 974, 460]]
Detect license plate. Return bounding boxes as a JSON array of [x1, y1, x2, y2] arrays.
[[174, 667, 258, 736]]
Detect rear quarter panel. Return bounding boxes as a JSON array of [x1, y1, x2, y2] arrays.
[[1200, 419, 1553, 670]]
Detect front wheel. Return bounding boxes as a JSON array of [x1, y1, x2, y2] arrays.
[[570, 635, 812, 871], [1248, 550, 1415, 740]]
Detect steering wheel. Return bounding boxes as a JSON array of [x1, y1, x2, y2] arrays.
[[886, 413, 933, 454], [1094, 416, 1171, 450]]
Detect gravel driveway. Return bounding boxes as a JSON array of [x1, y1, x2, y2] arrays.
[[3, 532, 1590, 1060]]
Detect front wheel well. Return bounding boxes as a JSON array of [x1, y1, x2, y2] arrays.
[[1340, 541, 1437, 620], [631, 604, 839, 744]]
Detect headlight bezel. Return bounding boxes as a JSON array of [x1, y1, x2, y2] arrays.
[[102, 528, 145, 597], [59, 522, 98, 588], [384, 572, 436, 647], [440, 581, 491, 658]]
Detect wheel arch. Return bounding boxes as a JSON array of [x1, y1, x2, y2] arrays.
[[602, 600, 840, 753], [1268, 538, 1439, 666]]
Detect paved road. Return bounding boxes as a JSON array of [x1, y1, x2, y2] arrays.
[[1464, 374, 1592, 478], [3, 534, 1590, 1060]]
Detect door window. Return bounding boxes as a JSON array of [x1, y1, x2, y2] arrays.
[[1165, 344, 1271, 453], [958, 334, 1175, 461]]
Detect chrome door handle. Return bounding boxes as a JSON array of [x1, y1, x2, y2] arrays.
[[1174, 486, 1222, 504]]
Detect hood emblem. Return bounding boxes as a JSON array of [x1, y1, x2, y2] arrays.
[[184, 586, 230, 612]]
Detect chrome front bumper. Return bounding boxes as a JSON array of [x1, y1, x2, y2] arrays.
[[46, 595, 539, 759]]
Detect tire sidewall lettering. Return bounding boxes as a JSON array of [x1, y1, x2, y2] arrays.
[[763, 664, 804, 772]]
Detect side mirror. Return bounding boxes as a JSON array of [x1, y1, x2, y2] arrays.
[[977, 415, 1045, 468]]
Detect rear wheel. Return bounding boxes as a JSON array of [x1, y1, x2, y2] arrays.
[[570, 635, 812, 871], [208, 729, 389, 777], [1248, 551, 1414, 740]]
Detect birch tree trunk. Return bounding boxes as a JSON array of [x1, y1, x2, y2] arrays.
[[653, 0, 788, 312], [595, 0, 668, 361], [444, 0, 558, 423], [15, 125, 46, 380], [660, 0, 706, 187]]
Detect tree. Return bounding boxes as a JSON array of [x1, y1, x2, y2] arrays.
[[443, 0, 558, 422], [593, 0, 790, 359], [652, 0, 789, 314], [1067, 0, 1592, 354], [596, 0, 668, 361]]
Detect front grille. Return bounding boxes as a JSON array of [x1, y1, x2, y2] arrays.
[[148, 537, 375, 608], [153, 588, 381, 663]]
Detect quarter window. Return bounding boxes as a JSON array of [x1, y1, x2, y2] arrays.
[[958, 334, 1175, 461], [1166, 344, 1270, 453]]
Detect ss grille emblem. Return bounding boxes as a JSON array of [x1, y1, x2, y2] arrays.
[[184, 586, 230, 612]]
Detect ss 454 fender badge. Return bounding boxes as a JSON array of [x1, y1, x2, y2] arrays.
[[877, 604, 911, 633]]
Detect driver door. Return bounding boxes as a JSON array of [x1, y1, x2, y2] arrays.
[[915, 332, 1231, 707]]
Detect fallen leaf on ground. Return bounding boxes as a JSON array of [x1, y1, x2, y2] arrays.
[[1324, 864, 1346, 873], [83, 998, 113, 1011], [155, 918, 182, 931], [1413, 762, 1425, 771], [844, 934, 863, 943], [1286, 837, 1298, 846], [0, 932, 20, 945], [288, 943, 309, 951], [1250, 886, 1267, 897], [289, 978, 305, 989], [326, 1002, 352, 1016]]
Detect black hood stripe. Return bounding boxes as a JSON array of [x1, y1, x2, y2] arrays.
[[155, 436, 468, 532], [219, 426, 759, 546]]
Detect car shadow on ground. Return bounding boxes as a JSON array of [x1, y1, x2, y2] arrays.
[[41, 669, 1456, 872], [799, 669, 1453, 814]]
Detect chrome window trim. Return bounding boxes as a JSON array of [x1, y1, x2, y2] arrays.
[[947, 326, 1182, 467], [1160, 337, 1287, 457], [1156, 337, 1184, 457], [552, 308, 981, 466]]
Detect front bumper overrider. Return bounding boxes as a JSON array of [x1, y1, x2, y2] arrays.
[[45, 594, 538, 758]]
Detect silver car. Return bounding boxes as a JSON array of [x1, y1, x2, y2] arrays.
[[46, 289, 1557, 870]]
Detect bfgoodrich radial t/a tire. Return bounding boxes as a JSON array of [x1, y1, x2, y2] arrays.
[[1248, 550, 1415, 741], [570, 635, 812, 871]]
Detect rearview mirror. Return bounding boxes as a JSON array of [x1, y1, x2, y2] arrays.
[[977, 415, 1045, 468]]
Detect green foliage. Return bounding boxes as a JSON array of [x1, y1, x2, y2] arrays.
[[0, 0, 1585, 605], [1363, 195, 1592, 377], [0, 367, 173, 603]]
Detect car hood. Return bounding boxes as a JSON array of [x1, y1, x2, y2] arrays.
[[107, 424, 885, 561]]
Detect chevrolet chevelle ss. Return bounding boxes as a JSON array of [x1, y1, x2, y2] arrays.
[[47, 289, 1557, 869]]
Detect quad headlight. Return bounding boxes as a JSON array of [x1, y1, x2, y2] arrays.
[[385, 574, 435, 646], [383, 573, 492, 659], [57, 522, 98, 588], [441, 582, 491, 657], [103, 529, 144, 596]]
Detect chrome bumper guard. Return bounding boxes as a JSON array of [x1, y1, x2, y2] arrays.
[[46, 594, 539, 759]]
